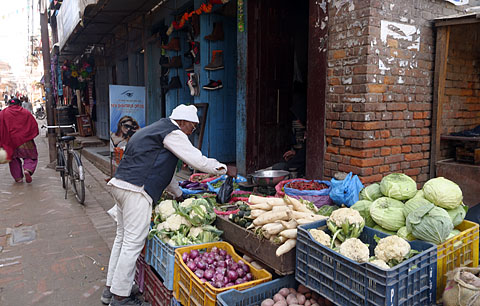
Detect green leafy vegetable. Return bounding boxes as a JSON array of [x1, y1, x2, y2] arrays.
[[380, 173, 417, 201], [423, 177, 463, 210], [446, 204, 468, 227], [359, 183, 383, 202], [351, 200, 375, 227], [406, 202, 454, 244], [404, 197, 434, 218], [370, 197, 406, 231]]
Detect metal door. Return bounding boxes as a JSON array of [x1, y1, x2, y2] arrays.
[[95, 66, 110, 140]]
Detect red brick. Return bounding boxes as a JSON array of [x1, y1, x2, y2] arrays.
[[360, 174, 383, 184], [405, 153, 424, 161], [402, 145, 412, 153], [333, 50, 346, 59], [368, 84, 386, 93], [380, 147, 391, 156], [380, 130, 391, 138], [326, 128, 340, 137], [391, 146, 402, 154], [404, 168, 421, 176], [405, 137, 424, 144], [326, 146, 339, 154], [385, 155, 404, 164], [379, 165, 390, 173], [351, 121, 385, 130], [386, 103, 407, 111], [339, 148, 376, 158], [329, 78, 341, 86], [385, 138, 402, 146], [350, 157, 384, 167]]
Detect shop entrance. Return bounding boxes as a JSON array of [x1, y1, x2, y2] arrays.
[[247, 0, 309, 174]]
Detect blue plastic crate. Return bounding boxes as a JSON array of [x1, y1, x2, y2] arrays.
[[171, 297, 182, 306], [217, 275, 296, 306], [296, 220, 438, 306], [207, 175, 247, 193]]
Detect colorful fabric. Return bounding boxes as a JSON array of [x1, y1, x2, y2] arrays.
[[9, 140, 38, 180], [0, 105, 39, 160]]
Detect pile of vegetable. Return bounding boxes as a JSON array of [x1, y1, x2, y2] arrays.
[[182, 246, 254, 288], [352, 173, 467, 245], [287, 180, 329, 191], [191, 173, 218, 183], [229, 202, 252, 228], [309, 212, 419, 270], [148, 198, 223, 246], [244, 195, 327, 257], [212, 179, 239, 190], [260, 284, 327, 306], [179, 180, 208, 191]]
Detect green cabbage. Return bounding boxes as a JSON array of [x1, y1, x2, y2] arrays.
[[351, 200, 376, 227], [446, 204, 468, 227], [397, 226, 416, 241], [404, 197, 434, 218], [413, 190, 425, 199], [423, 177, 463, 210], [359, 183, 383, 202], [406, 202, 454, 244], [446, 229, 461, 241], [373, 225, 396, 235], [370, 197, 406, 231], [380, 173, 417, 201]]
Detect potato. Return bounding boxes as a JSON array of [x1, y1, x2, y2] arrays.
[[279, 288, 290, 297], [296, 293, 306, 305], [273, 301, 287, 306], [261, 298, 275, 306], [288, 288, 297, 294], [305, 293, 311, 299], [305, 301, 311, 306], [273, 293, 285, 303], [286, 294, 298, 305], [297, 284, 310, 294]]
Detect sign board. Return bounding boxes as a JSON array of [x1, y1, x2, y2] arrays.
[[109, 85, 146, 155]]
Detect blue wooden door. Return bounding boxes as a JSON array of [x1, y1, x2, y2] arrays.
[[94, 66, 110, 140]]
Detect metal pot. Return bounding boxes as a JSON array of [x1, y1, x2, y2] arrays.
[[251, 170, 290, 187]]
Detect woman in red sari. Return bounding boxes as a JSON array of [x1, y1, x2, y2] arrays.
[[0, 98, 39, 183]]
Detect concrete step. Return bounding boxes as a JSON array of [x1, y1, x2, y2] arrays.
[[75, 136, 106, 148]]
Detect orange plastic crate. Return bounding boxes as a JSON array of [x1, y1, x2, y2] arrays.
[[173, 242, 272, 306], [436, 220, 479, 301]]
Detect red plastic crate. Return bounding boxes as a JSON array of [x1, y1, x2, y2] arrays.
[[144, 263, 173, 306], [135, 254, 147, 293]]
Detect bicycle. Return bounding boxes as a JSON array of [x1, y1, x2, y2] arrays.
[[42, 124, 85, 204], [35, 105, 46, 120]]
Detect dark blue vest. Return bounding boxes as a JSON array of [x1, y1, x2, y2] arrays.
[[114, 118, 180, 204]]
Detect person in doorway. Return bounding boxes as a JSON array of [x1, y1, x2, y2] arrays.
[[102, 104, 237, 306], [272, 83, 307, 176], [0, 98, 39, 183]]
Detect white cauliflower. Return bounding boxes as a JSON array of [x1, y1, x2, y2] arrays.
[[164, 214, 191, 232], [374, 235, 411, 265], [339, 238, 370, 263], [370, 259, 390, 270], [180, 198, 196, 209], [329, 208, 364, 227], [309, 229, 331, 246], [155, 200, 176, 221], [188, 227, 203, 239], [190, 204, 207, 219]]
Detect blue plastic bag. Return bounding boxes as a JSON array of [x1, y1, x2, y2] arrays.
[[207, 175, 247, 193], [329, 172, 364, 207]]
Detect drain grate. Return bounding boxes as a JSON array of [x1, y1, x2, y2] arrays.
[[9, 226, 36, 245]]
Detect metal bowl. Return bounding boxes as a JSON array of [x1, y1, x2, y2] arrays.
[[251, 170, 290, 187]]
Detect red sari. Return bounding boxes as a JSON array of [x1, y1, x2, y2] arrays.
[[0, 105, 39, 160]]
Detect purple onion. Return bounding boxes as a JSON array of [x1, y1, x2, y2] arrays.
[[226, 282, 235, 287], [200, 278, 207, 283], [214, 281, 224, 288], [196, 261, 206, 270], [235, 278, 246, 285], [236, 267, 245, 278], [227, 269, 238, 282], [214, 255, 223, 262], [219, 249, 227, 257], [194, 256, 202, 263], [214, 273, 224, 282], [189, 250, 200, 259], [241, 264, 250, 273], [211, 246, 219, 254], [217, 260, 226, 268], [225, 258, 233, 267], [225, 254, 232, 260], [245, 273, 253, 281], [230, 262, 239, 270], [194, 269, 204, 279], [182, 253, 189, 262], [215, 267, 226, 275], [238, 260, 245, 266], [204, 269, 214, 280], [187, 261, 197, 272], [223, 276, 229, 284], [206, 257, 214, 265]]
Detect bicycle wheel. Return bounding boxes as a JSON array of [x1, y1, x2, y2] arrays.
[[70, 151, 85, 204], [57, 146, 66, 189]]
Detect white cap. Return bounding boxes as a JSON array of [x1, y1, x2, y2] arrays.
[[169, 104, 199, 123]]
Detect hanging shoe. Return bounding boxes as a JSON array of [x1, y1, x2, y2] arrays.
[[167, 76, 182, 91], [190, 41, 200, 64], [192, 73, 200, 96], [205, 50, 224, 71], [187, 73, 195, 96], [162, 37, 180, 51], [191, 14, 200, 37], [162, 56, 183, 68], [205, 22, 224, 41], [185, 62, 194, 72], [214, 1, 236, 17], [203, 80, 223, 90]]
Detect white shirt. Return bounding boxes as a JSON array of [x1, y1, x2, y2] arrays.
[[109, 119, 227, 200]]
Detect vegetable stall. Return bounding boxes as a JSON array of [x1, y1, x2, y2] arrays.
[[134, 172, 479, 306]]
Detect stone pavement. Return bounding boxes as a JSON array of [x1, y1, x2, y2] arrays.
[[0, 126, 117, 305]]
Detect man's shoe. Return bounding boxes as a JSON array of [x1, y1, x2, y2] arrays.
[[109, 296, 150, 306], [101, 284, 141, 305], [203, 80, 223, 90], [205, 22, 224, 41], [204, 50, 224, 71]]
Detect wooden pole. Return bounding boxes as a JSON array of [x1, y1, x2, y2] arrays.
[[430, 25, 450, 178]]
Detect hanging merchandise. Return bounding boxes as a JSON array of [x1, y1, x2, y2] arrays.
[[187, 73, 200, 97], [166, 76, 182, 92], [162, 56, 183, 69], [191, 14, 200, 37], [203, 80, 223, 90], [205, 22, 224, 41], [162, 37, 181, 51], [237, 0, 245, 32], [205, 50, 224, 71]]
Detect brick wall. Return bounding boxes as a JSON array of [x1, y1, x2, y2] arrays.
[[440, 24, 480, 158], [324, 0, 476, 185]]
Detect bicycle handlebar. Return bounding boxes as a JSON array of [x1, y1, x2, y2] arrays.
[[41, 124, 77, 133]]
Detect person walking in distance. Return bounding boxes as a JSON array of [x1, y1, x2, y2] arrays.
[[102, 104, 237, 306], [0, 98, 39, 183]]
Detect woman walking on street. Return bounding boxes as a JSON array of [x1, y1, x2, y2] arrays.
[[0, 98, 39, 183]]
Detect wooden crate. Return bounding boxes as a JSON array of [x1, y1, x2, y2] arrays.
[[76, 115, 92, 137], [456, 147, 480, 164]]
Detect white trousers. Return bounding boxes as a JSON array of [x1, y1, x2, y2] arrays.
[[106, 186, 151, 296]]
